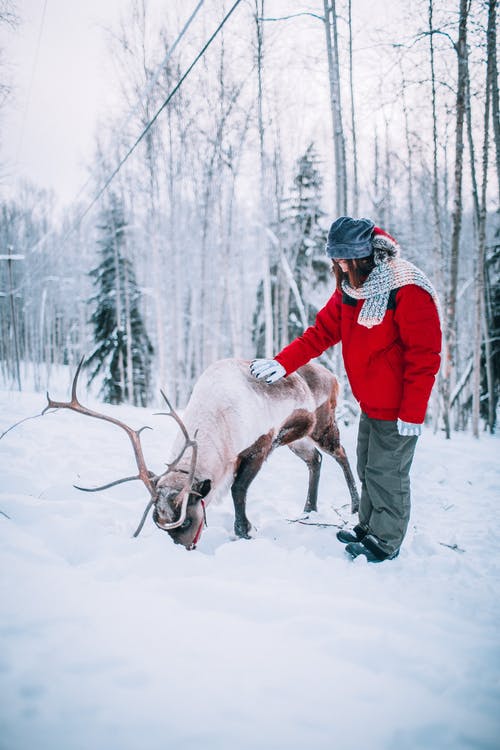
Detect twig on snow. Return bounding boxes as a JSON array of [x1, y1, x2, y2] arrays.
[[439, 542, 465, 553], [331, 504, 350, 522], [286, 516, 344, 529], [0, 509, 11, 519]]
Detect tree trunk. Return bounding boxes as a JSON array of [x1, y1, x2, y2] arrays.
[[111, 210, 126, 401], [442, 0, 469, 438], [472, 0, 495, 435], [165, 82, 184, 406], [323, 0, 347, 216], [398, 56, 415, 243], [486, 0, 500, 207], [484, 0, 498, 432], [464, 54, 486, 437], [384, 119, 393, 229], [428, 0, 445, 267], [123, 256, 134, 404], [429, 0, 449, 437], [348, 0, 359, 215], [255, 0, 274, 356], [371, 130, 385, 225], [145, 130, 167, 392]]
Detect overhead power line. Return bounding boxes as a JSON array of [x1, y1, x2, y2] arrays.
[[65, 0, 243, 240], [16, 0, 49, 164], [118, 0, 206, 143], [70, 0, 206, 212], [30, 0, 242, 255]]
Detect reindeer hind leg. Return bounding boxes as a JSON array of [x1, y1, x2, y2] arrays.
[[313, 422, 360, 514], [288, 437, 322, 513]]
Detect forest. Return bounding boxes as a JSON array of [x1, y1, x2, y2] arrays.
[[0, 0, 498, 437]]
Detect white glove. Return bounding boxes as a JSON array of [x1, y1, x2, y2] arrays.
[[250, 359, 286, 384], [397, 418, 422, 437]]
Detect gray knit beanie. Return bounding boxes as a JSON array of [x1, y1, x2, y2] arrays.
[[325, 216, 375, 259]]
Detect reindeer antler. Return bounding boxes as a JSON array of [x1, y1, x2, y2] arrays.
[[44, 357, 199, 538], [156, 390, 199, 473], [44, 358, 157, 499], [147, 390, 200, 532]]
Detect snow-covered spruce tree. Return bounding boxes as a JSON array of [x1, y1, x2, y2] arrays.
[[86, 194, 153, 406], [253, 144, 328, 354], [283, 143, 328, 340]]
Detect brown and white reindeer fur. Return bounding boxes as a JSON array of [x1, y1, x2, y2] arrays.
[[154, 358, 359, 549]]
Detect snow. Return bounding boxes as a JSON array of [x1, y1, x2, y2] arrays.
[[1, 386, 499, 750]]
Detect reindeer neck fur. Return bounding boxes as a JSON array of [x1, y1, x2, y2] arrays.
[[167, 358, 337, 494]]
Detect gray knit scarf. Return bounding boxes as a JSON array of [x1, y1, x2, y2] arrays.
[[341, 258, 440, 328]]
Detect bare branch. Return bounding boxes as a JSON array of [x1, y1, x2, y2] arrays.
[[287, 518, 344, 529], [411, 28, 457, 53], [259, 12, 324, 23], [0, 0, 20, 29]]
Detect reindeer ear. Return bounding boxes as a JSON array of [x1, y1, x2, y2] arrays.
[[191, 479, 211, 499]]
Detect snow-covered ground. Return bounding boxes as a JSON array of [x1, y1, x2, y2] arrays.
[[1, 385, 499, 750]]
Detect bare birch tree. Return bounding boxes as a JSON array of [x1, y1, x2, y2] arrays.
[[347, 0, 359, 216], [254, 0, 274, 357], [441, 0, 469, 439], [471, 0, 497, 435], [487, 0, 500, 207], [323, 0, 347, 215]]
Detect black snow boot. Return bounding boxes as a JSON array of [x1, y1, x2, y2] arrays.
[[336, 524, 367, 544], [344, 534, 399, 563]]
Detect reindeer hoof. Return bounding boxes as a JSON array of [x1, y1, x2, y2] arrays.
[[234, 521, 253, 539]]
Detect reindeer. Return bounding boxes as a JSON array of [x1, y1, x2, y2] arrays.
[[44, 358, 359, 550]]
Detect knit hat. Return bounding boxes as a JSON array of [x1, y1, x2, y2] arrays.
[[371, 226, 400, 263], [325, 216, 375, 259]]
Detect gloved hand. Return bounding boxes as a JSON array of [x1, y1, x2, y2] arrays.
[[397, 418, 422, 437], [250, 359, 286, 384]]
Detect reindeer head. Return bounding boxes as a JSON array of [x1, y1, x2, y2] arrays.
[[43, 360, 209, 550], [154, 472, 212, 549]]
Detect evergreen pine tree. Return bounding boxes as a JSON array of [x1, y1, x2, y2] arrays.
[[87, 194, 154, 406], [253, 143, 328, 353], [283, 142, 328, 340]]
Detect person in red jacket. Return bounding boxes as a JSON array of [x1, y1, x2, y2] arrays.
[[250, 216, 442, 563]]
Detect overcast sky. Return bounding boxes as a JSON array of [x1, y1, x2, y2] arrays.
[[2, 0, 139, 203], [1, 0, 400, 208]]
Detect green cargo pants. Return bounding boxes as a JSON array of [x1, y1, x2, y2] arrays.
[[357, 412, 418, 555]]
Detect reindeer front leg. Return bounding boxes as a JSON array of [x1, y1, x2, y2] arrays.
[[231, 432, 273, 538]]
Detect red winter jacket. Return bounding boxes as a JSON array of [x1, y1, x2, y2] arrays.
[[275, 285, 442, 423]]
